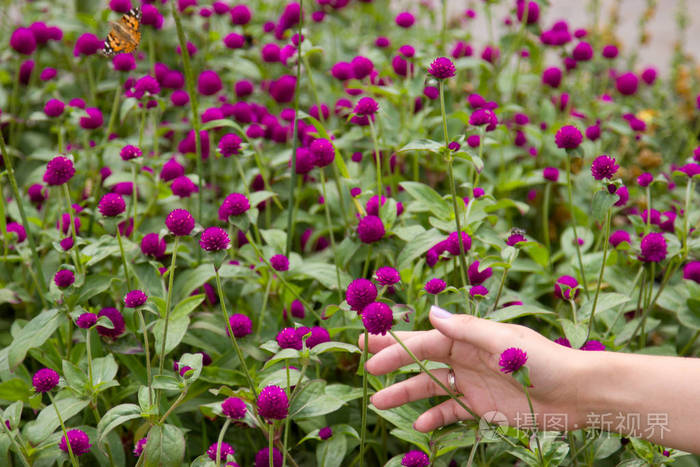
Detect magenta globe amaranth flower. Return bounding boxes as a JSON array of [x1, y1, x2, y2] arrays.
[[120, 145, 142, 161], [7, 223, 26, 244], [255, 447, 283, 467], [469, 108, 497, 127], [572, 41, 593, 61], [357, 215, 385, 243], [44, 98, 65, 117], [171, 176, 197, 198], [609, 230, 631, 248], [354, 97, 379, 117], [219, 193, 250, 220], [542, 67, 562, 88], [218, 133, 243, 157], [445, 231, 471, 256], [276, 327, 302, 350], [54, 269, 75, 289], [361, 302, 393, 335], [683, 262, 700, 284], [637, 172, 653, 187], [506, 232, 527, 246], [306, 326, 330, 348], [427, 57, 456, 80], [270, 254, 289, 271], [616, 72, 639, 95], [499, 347, 527, 373], [257, 385, 289, 420], [141, 233, 166, 259], [375, 266, 400, 286], [124, 290, 148, 308], [346, 278, 378, 312], [222, 397, 246, 419], [112, 53, 135, 71], [395, 11, 415, 28], [59, 429, 91, 456], [166, 209, 195, 236], [543, 167, 559, 182], [76, 313, 97, 329], [207, 442, 234, 461], [468, 261, 492, 285], [425, 278, 446, 294], [319, 426, 332, 440], [199, 227, 230, 251], [401, 450, 430, 467], [97, 307, 126, 338], [591, 155, 619, 180], [10, 27, 37, 55], [555, 125, 583, 150], [516, 0, 539, 24], [133, 438, 147, 457], [227, 314, 252, 338], [98, 193, 126, 217], [470, 285, 489, 297], [79, 107, 103, 130], [197, 70, 222, 95], [43, 156, 75, 186], [581, 340, 605, 351], [554, 275, 580, 300], [33, 368, 60, 393], [310, 138, 335, 168], [639, 233, 667, 263]]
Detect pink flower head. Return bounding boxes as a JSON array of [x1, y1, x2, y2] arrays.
[[639, 233, 667, 263], [124, 290, 148, 308], [401, 450, 430, 467], [200, 227, 230, 251], [222, 397, 246, 419], [33, 368, 60, 393], [424, 278, 446, 295], [59, 429, 91, 456], [357, 215, 385, 243], [165, 209, 195, 236], [554, 275, 580, 300], [98, 193, 126, 217], [361, 302, 394, 335], [375, 266, 400, 286], [683, 262, 700, 284], [257, 385, 289, 420], [54, 269, 75, 289], [591, 155, 619, 180], [555, 125, 583, 150], [427, 57, 456, 80], [276, 327, 302, 350], [395, 11, 415, 28], [207, 442, 234, 461], [346, 278, 377, 312], [79, 107, 103, 130], [499, 347, 527, 373], [43, 156, 75, 186], [227, 314, 252, 338], [270, 254, 290, 271], [97, 307, 125, 338], [468, 261, 492, 285]]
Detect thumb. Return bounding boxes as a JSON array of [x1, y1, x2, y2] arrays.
[[429, 305, 505, 353]]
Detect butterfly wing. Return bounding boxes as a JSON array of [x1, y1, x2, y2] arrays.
[[100, 8, 141, 57]]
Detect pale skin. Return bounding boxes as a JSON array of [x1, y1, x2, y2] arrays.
[[359, 305, 700, 455]]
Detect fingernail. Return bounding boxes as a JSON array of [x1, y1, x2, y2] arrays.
[[430, 305, 452, 319]]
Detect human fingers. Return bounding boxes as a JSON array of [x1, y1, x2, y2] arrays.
[[357, 330, 424, 352], [429, 306, 513, 354], [365, 329, 454, 375], [412, 398, 476, 432], [370, 368, 454, 410]]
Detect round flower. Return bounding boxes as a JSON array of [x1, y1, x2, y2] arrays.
[[516, 0, 539, 24], [401, 450, 430, 467], [124, 290, 148, 308], [59, 429, 91, 456], [637, 172, 653, 187], [310, 138, 335, 168], [54, 269, 75, 289], [6, 222, 26, 243], [319, 426, 332, 440], [445, 231, 471, 256], [10, 27, 37, 55], [591, 155, 619, 180], [219, 193, 250, 220], [76, 313, 97, 329], [572, 41, 593, 61], [499, 347, 527, 373], [44, 99, 65, 117], [554, 275, 580, 300], [554, 337, 571, 347], [468, 261, 492, 285], [427, 56, 456, 80], [581, 340, 605, 351], [97, 307, 126, 338], [276, 327, 302, 350], [198, 70, 222, 95], [616, 72, 639, 95], [98, 193, 126, 217], [269, 254, 290, 272], [227, 314, 252, 338], [289, 300, 305, 319], [542, 67, 562, 88], [171, 176, 198, 198], [346, 278, 378, 312], [165, 209, 195, 236], [357, 215, 385, 244], [32, 368, 60, 393], [395, 11, 415, 28], [43, 156, 75, 186], [639, 233, 667, 263], [424, 278, 446, 295], [470, 285, 489, 297], [120, 145, 142, 161], [609, 230, 631, 247], [555, 125, 583, 150], [133, 438, 147, 457], [354, 97, 379, 116], [79, 107, 103, 130], [207, 442, 235, 461], [683, 262, 700, 284], [361, 302, 393, 336], [506, 232, 527, 246], [222, 397, 246, 419], [602, 44, 618, 58], [218, 133, 243, 157], [113, 53, 135, 72], [257, 385, 289, 420], [614, 185, 629, 207], [375, 266, 400, 286], [255, 447, 283, 467], [199, 227, 230, 251], [469, 108, 497, 127], [306, 327, 330, 348], [543, 167, 559, 182], [141, 233, 166, 259]]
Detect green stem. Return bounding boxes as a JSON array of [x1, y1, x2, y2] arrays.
[[368, 117, 382, 199], [0, 414, 31, 467], [136, 308, 153, 408], [587, 209, 611, 340], [62, 184, 83, 275], [85, 59, 97, 106], [542, 183, 552, 269], [645, 185, 652, 233], [320, 168, 343, 295], [491, 266, 510, 310], [215, 419, 231, 467], [48, 392, 79, 467], [523, 384, 545, 466], [158, 237, 179, 374], [564, 155, 590, 299], [680, 329, 700, 356], [215, 267, 257, 396], [269, 423, 275, 467], [466, 433, 479, 467], [116, 227, 132, 291], [682, 179, 694, 257], [158, 386, 187, 424], [86, 328, 93, 388], [131, 164, 138, 241], [256, 277, 272, 338], [359, 331, 368, 467]]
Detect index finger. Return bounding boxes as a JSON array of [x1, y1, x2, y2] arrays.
[[365, 329, 454, 375]]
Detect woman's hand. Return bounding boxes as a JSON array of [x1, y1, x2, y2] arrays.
[[359, 306, 589, 432]]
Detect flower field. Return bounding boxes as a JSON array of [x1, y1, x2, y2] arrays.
[[1, 0, 700, 465]]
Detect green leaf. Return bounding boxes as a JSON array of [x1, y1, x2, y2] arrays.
[[151, 375, 181, 391], [62, 360, 88, 393], [299, 262, 351, 290], [8, 309, 62, 369], [74, 275, 115, 304], [131, 263, 165, 299], [152, 314, 191, 357], [23, 397, 90, 444], [2, 401, 23, 429], [97, 404, 141, 443], [309, 341, 361, 355], [316, 430, 348, 467], [262, 348, 301, 370], [396, 139, 443, 154], [143, 424, 185, 467], [260, 228, 287, 252], [177, 353, 204, 382], [591, 190, 616, 221], [487, 305, 554, 322], [0, 379, 33, 404], [172, 294, 205, 318], [559, 318, 587, 349], [249, 191, 277, 209], [172, 264, 215, 303], [579, 293, 631, 322], [290, 380, 346, 418], [399, 182, 452, 220], [396, 228, 444, 271], [92, 355, 119, 390]]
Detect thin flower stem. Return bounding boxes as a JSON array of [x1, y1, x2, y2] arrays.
[[368, 117, 382, 199], [523, 384, 545, 466], [319, 168, 343, 296], [603, 264, 644, 340], [564, 155, 590, 299], [62, 184, 83, 275], [47, 392, 79, 467], [491, 266, 510, 311], [116, 227, 132, 291], [466, 433, 479, 467], [135, 308, 153, 407], [158, 386, 187, 424], [234, 158, 250, 195], [440, 0, 447, 54], [256, 277, 272, 339], [440, 81, 469, 289], [587, 209, 611, 340], [542, 183, 552, 269], [215, 267, 257, 397], [359, 330, 369, 467], [682, 179, 694, 257], [269, 423, 275, 467], [86, 328, 94, 388], [215, 419, 231, 467], [0, 414, 31, 467], [158, 237, 179, 375], [680, 329, 700, 356], [645, 185, 652, 233], [131, 164, 138, 241], [0, 132, 47, 296]]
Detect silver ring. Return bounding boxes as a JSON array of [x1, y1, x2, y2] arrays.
[[447, 368, 457, 393]]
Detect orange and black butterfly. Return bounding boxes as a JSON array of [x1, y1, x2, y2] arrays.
[[99, 8, 142, 57]]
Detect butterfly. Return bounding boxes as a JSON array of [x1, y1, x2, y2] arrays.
[[99, 8, 142, 57]]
